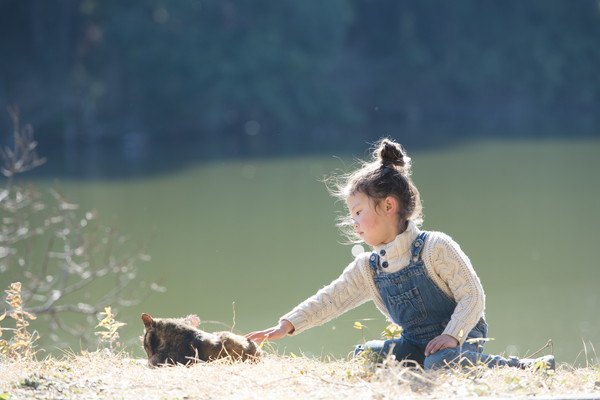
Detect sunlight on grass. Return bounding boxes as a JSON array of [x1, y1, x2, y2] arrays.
[[0, 350, 599, 399]]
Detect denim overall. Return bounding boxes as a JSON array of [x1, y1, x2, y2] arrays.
[[355, 232, 512, 369]]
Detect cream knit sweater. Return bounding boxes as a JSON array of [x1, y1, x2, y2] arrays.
[[280, 221, 486, 344]]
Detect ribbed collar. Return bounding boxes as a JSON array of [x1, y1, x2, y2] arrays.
[[373, 220, 420, 262]]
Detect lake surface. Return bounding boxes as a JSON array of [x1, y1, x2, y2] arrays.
[[9, 138, 600, 364]]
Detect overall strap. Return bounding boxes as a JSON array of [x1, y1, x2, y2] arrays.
[[411, 231, 428, 262]]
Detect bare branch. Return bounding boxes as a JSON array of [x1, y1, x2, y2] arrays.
[[1, 108, 161, 348], [2, 106, 46, 183]]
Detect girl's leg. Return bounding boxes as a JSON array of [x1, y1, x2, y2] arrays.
[[423, 343, 555, 370], [423, 320, 516, 370], [423, 342, 511, 370], [354, 337, 424, 366]]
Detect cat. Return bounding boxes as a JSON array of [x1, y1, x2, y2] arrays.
[[141, 313, 261, 366]]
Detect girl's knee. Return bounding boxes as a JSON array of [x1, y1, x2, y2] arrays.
[[424, 348, 459, 370]]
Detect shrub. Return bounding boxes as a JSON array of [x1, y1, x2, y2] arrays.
[[0, 107, 163, 349]]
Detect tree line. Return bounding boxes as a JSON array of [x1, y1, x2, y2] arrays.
[[1, 0, 599, 157]]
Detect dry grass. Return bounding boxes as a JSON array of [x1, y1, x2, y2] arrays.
[[1, 350, 599, 400], [1, 283, 599, 399]]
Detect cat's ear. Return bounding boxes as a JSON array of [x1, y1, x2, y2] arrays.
[[141, 313, 155, 329], [183, 314, 201, 328]]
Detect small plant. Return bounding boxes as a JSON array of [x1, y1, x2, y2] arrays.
[[353, 321, 405, 373], [0, 312, 8, 355], [353, 320, 368, 344], [381, 323, 402, 340], [0, 282, 37, 359], [95, 306, 126, 352]]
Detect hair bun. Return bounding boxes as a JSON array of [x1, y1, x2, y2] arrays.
[[375, 138, 405, 168]]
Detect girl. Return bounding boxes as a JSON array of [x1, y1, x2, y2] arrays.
[[247, 138, 554, 370]]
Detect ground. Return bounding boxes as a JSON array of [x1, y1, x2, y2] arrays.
[[1, 351, 600, 399]]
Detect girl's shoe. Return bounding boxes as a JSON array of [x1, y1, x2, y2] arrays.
[[517, 355, 555, 371]]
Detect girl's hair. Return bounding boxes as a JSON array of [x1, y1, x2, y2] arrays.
[[329, 138, 423, 242]]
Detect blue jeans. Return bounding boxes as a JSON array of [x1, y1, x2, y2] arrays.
[[354, 336, 516, 370]]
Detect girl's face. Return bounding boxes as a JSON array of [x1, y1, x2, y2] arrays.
[[346, 191, 400, 247]]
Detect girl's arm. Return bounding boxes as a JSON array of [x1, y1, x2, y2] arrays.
[[424, 233, 486, 344], [246, 254, 371, 342]]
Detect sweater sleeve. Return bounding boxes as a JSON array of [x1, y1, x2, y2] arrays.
[[279, 254, 371, 335], [424, 233, 486, 344]]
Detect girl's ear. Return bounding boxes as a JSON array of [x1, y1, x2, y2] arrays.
[[383, 196, 399, 215]]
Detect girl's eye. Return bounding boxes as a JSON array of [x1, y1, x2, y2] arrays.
[[355, 211, 361, 216]]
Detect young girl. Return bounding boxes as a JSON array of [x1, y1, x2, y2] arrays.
[[247, 138, 554, 370]]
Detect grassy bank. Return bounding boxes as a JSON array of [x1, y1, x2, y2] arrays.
[[1, 351, 599, 399]]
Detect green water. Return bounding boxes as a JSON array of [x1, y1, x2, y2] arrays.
[[15, 138, 600, 363]]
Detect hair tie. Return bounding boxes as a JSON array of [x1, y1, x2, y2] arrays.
[[380, 165, 393, 176]]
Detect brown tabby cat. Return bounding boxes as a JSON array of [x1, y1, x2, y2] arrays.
[[141, 313, 261, 366]]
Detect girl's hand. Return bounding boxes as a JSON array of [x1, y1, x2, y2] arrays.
[[246, 319, 294, 343], [424, 334, 459, 356]]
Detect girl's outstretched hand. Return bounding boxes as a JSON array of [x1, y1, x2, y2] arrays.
[[424, 334, 459, 356], [246, 319, 294, 343]]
